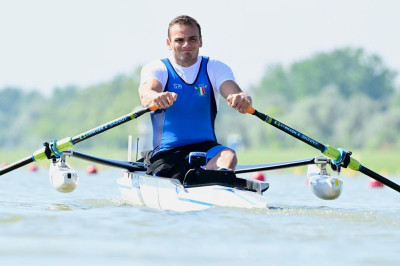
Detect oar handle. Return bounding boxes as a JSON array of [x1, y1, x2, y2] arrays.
[[246, 106, 256, 114]]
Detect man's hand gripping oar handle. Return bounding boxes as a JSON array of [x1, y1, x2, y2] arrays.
[[246, 106, 400, 193]]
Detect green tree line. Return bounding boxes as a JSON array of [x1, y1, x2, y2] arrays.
[[1, 47, 400, 152], [0, 68, 146, 150], [216, 47, 400, 150]]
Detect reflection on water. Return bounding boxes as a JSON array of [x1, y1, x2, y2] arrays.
[[0, 169, 399, 266], [0, 215, 25, 224], [47, 203, 74, 211]]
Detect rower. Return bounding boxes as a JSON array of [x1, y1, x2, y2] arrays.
[[138, 15, 252, 181]]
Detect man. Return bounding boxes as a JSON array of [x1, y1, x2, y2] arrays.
[[139, 15, 252, 180]]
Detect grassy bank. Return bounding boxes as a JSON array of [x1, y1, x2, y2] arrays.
[[1, 146, 399, 176]]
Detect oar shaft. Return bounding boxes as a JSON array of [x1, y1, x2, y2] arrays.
[[251, 109, 361, 171], [246, 106, 400, 194], [0, 105, 156, 176], [249, 108, 326, 152], [71, 106, 152, 145], [360, 166, 400, 193], [0, 156, 33, 175]]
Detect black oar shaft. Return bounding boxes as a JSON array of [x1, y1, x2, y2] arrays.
[[252, 109, 326, 152], [0, 106, 154, 176], [360, 166, 400, 193], [0, 156, 33, 175], [247, 107, 400, 194], [71, 107, 151, 145]]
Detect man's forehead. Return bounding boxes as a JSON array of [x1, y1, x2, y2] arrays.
[[169, 24, 200, 37]]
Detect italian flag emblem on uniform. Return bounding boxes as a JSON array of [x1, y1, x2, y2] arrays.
[[195, 85, 207, 96]]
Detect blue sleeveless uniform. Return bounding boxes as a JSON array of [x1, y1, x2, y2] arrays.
[[151, 56, 218, 154]]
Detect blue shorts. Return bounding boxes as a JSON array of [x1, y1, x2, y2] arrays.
[[206, 145, 234, 163]]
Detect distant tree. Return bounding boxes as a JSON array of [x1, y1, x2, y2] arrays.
[[0, 87, 22, 114], [258, 47, 397, 101], [32, 70, 143, 149]]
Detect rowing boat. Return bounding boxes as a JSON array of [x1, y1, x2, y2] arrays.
[[117, 170, 269, 212], [60, 149, 269, 211], [47, 149, 343, 212]]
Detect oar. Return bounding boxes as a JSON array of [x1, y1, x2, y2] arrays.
[[0, 105, 157, 176], [246, 106, 400, 193]]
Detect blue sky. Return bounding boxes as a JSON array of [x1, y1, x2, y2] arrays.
[[1, 0, 400, 95]]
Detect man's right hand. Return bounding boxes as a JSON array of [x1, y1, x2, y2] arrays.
[[152, 92, 178, 109]]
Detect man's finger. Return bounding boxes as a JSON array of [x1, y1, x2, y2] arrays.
[[227, 95, 238, 107]]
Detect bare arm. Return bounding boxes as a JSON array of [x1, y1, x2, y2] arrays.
[[138, 78, 177, 109], [220, 80, 252, 113]]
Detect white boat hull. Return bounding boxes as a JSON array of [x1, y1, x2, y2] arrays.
[[117, 171, 268, 212]]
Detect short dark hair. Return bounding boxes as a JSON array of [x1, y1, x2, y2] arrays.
[[168, 15, 202, 39]]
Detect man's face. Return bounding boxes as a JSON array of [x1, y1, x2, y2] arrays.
[[167, 24, 202, 67]]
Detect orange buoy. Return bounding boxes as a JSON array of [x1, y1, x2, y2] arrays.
[[368, 178, 384, 188], [1, 162, 8, 168], [86, 165, 98, 174], [28, 164, 38, 172], [251, 172, 266, 181]]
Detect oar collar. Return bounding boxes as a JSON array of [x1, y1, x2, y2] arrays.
[[331, 148, 352, 170], [43, 139, 64, 159]]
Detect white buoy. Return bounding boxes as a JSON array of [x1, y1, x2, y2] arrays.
[[307, 163, 343, 200], [49, 156, 78, 193]]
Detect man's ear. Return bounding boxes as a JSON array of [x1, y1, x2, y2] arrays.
[[166, 38, 172, 50]]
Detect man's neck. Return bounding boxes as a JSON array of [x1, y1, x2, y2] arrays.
[[171, 56, 199, 67]]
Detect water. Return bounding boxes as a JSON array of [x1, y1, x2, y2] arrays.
[[1, 167, 399, 266]]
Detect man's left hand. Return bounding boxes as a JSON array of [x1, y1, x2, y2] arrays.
[[227, 92, 252, 113]]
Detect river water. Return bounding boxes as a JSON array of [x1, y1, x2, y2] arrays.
[[1, 166, 399, 266]]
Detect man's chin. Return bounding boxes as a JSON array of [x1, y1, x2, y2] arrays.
[[176, 55, 198, 66]]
